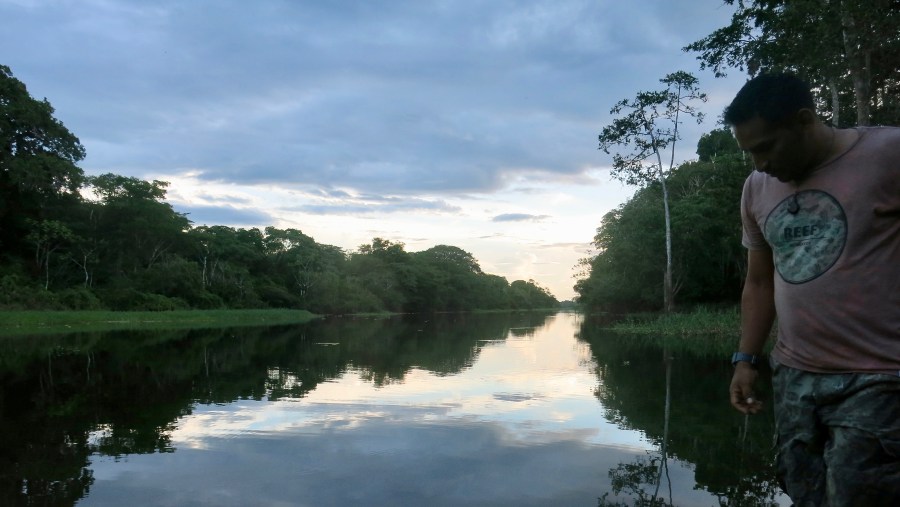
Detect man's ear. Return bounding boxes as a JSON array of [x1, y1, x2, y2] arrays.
[[794, 108, 817, 126]]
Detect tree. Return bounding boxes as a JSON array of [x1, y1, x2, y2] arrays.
[[409, 245, 484, 312], [684, 0, 900, 126], [25, 218, 75, 290], [508, 279, 557, 309], [418, 245, 482, 274], [575, 191, 666, 312], [1, 65, 85, 257], [696, 128, 743, 163], [187, 226, 267, 307], [85, 174, 190, 278], [597, 71, 707, 312]]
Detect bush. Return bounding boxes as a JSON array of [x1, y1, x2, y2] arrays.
[[256, 284, 302, 309], [187, 290, 226, 310], [55, 287, 105, 310], [96, 288, 190, 311], [0, 274, 63, 310]]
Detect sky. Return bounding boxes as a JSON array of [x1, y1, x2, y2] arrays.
[[1, 0, 747, 300]]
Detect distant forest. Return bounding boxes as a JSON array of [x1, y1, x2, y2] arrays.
[[1, 65, 557, 313]]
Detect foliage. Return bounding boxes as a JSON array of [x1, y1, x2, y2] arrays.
[[696, 127, 743, 163], [684, 0, 900, 126], [576, 138, 750, 313], [598, 71, 708, 312], [575, 190, 666, 313], [1, 65, 85, 265], [598, 72, 708, 187]]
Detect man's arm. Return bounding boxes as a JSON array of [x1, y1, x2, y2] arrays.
[[731, 247, 776, 414]]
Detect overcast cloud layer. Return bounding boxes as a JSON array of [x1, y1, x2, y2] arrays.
[[1, 0, 745, 299]]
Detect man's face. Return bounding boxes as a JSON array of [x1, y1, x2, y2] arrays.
[[732, 115, 813, 183]]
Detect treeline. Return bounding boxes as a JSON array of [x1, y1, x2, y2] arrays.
[[577, 0, 899, 313], [575, 131, 750, 313], [0, 65, 557, 313]]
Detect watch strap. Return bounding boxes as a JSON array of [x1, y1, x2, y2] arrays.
[[731, 352, 759, 368]]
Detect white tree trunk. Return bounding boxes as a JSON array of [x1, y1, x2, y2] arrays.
[[840, 1, 871, 125]]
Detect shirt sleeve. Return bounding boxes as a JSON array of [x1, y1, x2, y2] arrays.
[[740, 174, 768, 250]]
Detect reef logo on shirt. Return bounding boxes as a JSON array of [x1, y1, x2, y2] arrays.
[[763, 190, 847, 284]]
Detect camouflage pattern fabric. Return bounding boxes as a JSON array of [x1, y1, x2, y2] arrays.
[[772, 360, 900, 506]]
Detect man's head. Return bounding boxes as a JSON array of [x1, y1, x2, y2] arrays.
[[724, 73, 816, 127], [725, 74, 826, 183]]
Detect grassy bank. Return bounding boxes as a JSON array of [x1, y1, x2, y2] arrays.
[[610, 306, 741, 336], [0, 309, 320, 336], [604, 306, 781, 357]]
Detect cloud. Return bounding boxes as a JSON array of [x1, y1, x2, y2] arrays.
[[193, 192, 253, 205], [287, 194, 461, 216], [492, 213, 551, 223], [539, 242, 593, 251], [0, 0, 740, 198], [176, 204, 274, 227]]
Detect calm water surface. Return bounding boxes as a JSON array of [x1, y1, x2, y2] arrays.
[[0, 312, 789, 506]]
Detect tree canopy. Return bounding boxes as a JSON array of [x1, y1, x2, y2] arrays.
[[684, 0, 900, 126], [1, 64, 85, 257]]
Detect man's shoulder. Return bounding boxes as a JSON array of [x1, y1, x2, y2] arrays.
[[742, 168, 774, 191], [857, 125, 900, 144], [854, 126, 900, 162]]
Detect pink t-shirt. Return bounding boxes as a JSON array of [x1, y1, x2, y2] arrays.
[[741, 127, 900, 375]]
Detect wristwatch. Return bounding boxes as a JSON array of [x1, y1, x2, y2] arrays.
[[731, 352, 759, 369]]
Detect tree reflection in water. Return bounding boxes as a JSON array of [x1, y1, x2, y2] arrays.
[[578, 320, 785, 507], [598, 350, 674, 507], [1, 312, 787, 506], [0, 311, 555, 505]]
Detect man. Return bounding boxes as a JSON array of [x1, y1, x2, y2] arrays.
[[725, 73, 900, 506]]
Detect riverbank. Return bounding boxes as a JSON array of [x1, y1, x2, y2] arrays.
[[0, 309, 320, 336], [601, 306, 779, 357], [610, 306, 740, 335]]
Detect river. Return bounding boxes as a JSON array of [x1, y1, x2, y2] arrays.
[[0, 311, 789, 506]]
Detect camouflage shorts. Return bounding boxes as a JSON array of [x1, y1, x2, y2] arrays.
[[772, 361, 900, 506]]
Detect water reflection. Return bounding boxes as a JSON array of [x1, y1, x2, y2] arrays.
[[578, 321, 785, 506], [0, 312, 787, 506]]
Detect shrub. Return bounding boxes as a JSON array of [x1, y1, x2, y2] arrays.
[[55, 287, 105, 310], [96, 288, 189, 311], [0, 274, 63, 310], [256, 284, 301, 309]]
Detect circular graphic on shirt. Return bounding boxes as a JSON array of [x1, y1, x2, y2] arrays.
[[763, 190, 847, 284]]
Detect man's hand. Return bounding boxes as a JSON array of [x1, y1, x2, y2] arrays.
[[730, 362, 763, 414]]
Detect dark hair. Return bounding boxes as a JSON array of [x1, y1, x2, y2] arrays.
[[723, 73, 816, 126]]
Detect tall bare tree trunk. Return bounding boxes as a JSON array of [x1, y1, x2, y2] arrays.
[[840, 1, 871, 125], [654, 349, 674, 502], [661, 174, 674, 313], [829, 78, 841, 126]]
